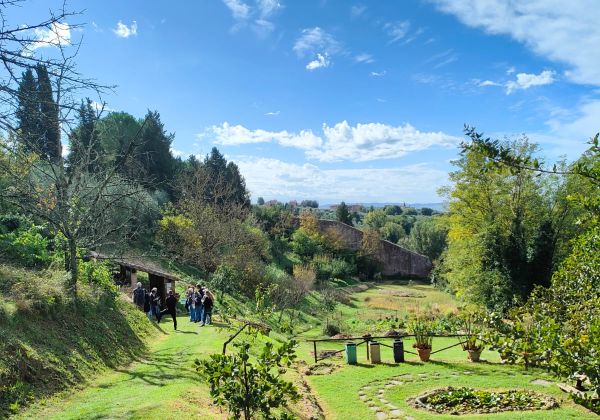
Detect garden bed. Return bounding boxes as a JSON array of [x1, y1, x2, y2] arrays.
[[408, 386, 558, 415]]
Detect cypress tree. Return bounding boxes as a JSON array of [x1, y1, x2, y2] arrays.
[[138, 110, 175, 187], [69, 98, 102, 172], [16, 69, 41, 153], [36, 64, 61, 162]]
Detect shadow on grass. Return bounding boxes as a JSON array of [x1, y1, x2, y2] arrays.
[[112, 348, 202, 387]]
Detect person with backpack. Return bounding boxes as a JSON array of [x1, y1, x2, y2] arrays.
[[147, 287, 161, 321], [200, 287, 214, 326], [158, 289, 178, 330], [132, 282, 145, 311]]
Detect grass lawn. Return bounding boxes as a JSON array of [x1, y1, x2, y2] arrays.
[[15, 317, 231, 420], [299, 282, 596, 419], [13, 281, 597, 419]]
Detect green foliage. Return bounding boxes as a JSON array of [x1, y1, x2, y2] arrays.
[[409, 317, 434, 349], [335, 201, 352, 225], [311, 255, 354, 284], [422, 387, 554, 413], [399, 216, 448, 260], [196, 340, 300, 420], [0, 225, 50, 268]]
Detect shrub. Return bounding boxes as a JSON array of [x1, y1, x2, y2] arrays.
[[196, 340, 299, 420], [323, 322, 341, 337], [0, 226, 50, 268]]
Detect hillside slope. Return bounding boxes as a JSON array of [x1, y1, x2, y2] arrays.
[[0, 264, 154, 417]]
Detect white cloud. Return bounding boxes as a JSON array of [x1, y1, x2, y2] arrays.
[[355, 53, 374, 64], [265, 110, 280, 116], [306, 53, 330, 70], [535, 99, 600, 157], [293, 27, 341, 57], [350, 5, 367, 18], [384, 21, 410, 43], [29, 22, 71, 50], [256, 0, 282, 18], [113, 21, 137, 38], [478, 80, 502, 87], [370, 70, 387, 77], [432, 0, 600, 86], [222, 0, 251, 20], [235, 157, 448, 202], [505, 70, 555, 94], [222, 0, 281, 35], [506, 66, 516, 75], [202, 121, 460, 163], [308, 121, 460, 162], [203, 122, 323, 150]]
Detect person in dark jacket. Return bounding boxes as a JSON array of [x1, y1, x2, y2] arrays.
[[158, 289, 178, 330], [200, 287, 214, 326], [147, 287, 161, 321], [132, 282, 145, 311]]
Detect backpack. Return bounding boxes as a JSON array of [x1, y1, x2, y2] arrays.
[[194, 292, 203, 305]]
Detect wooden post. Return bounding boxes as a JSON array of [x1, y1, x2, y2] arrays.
[[313, 341, 318, 363]]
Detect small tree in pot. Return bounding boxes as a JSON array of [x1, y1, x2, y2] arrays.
[[458, 313, 485, 362], [410, 318, 434, 361]]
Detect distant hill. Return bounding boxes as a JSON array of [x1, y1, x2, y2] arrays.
[[322, 202, 447, 212]]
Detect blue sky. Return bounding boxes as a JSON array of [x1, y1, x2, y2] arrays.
[[14, 0, 600, 203]]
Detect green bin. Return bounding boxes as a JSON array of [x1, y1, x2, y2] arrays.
[[345, 342, 357, 365]]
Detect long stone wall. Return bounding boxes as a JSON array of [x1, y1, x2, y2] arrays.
[[313, 219, 432, 278]]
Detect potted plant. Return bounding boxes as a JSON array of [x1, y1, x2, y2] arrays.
[[409, 318, 433, 361], [459, 313, 485, 362]]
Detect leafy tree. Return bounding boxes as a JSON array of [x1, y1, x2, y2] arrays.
[[439, 134, 569, 311], [383, 204, 402, 215], [335, 201, 352, 225], [399, 217, 448, 260], [420, 207, 434, 216], [300, 199, 318, 208], [380, 221, 405, 243], [363, 209, 387, 230], [196, 340, 300, 420], [257, 196, 265, 205]]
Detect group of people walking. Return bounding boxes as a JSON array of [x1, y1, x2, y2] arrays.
[[131, 282, 214, 330], [186, 284, 214, 326]]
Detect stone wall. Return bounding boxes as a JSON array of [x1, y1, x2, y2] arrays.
[[311, 219, 432, 278]]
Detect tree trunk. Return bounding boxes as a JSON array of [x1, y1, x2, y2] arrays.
[[67, 238, 78, 295]]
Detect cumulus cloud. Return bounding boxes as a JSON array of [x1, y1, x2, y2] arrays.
[[235, 157, 448, 203], [113, 21, 137, 38], [306, 53, 330, 70], [505, 70, 555, 94], [309, 121, 460, 162], [203, 122, 323, 150], [384, 21, 410, 43], [431, 0, 600, 86], [370, 70, 386, 77], [202, 121, 460, 162], [29, 22, 71, 50]]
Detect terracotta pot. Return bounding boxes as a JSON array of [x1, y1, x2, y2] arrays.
[[417, 347, 432, 362], [467, 349, 483, 362]]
